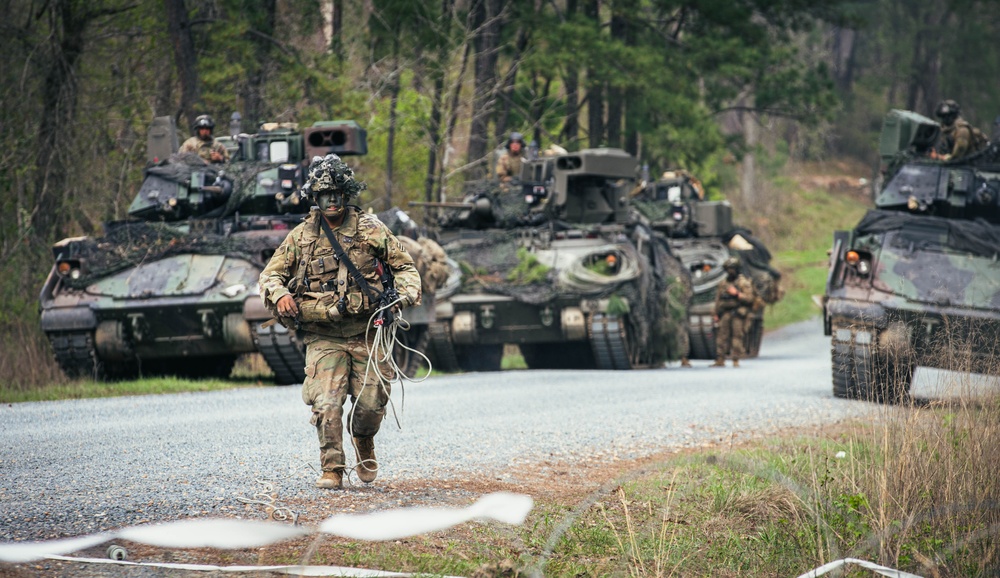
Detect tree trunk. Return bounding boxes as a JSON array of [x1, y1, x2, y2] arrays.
[[559, 0, 580, 148], [33, 0, 89, 240], [605, 9, 627, 148], [424, 0, 455, 206], [467, 0, 503, 177], [831, 27, 856, 93], [584, 0, 604, 148], [164, 0, 199, 128], [242, 0, 277, 127], [740, 99, 757, 206], [385, 62, 400, 211]]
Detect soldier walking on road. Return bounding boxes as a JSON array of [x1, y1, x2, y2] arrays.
[[259, 155, 421, 489], [712, 257, 756, 368]]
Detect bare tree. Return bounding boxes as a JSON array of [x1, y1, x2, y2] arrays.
[[164, 0, 199, 128]]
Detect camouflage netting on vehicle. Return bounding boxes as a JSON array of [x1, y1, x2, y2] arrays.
[[438, 181, 543, 229], [724, 228, 783, 304], [59, 220, 277, 289], [146, 153, 224, 183], [142, 154, 266, 219], [856, 209, 1000, 258], [447, 225, 693, 362]]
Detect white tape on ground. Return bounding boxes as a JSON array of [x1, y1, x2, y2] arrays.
[[0, 492, 533, 564], [795, 557, 924, 578], [320, 491, 534, 540]]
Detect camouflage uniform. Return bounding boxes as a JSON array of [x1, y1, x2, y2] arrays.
[[939, 118, 983, 160], [259, 206, 420, 481], [179, 136, 230, 163], [495, 151, 523, 182], [714, 272, 756, 365]]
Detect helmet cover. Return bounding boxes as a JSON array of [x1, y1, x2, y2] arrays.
[[304, 154, 367, 199]]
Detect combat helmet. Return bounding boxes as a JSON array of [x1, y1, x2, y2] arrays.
[[506, 132, 525, 150], [193, 114, 215, 130], [934, 100, 960, 124], [302, 154, 367, 200]]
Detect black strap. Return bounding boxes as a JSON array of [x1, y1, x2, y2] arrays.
[[317, 213, 382, 304]]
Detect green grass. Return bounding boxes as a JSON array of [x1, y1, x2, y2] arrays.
[[0, 376, 267, 403], [764, 248, 830, 328]]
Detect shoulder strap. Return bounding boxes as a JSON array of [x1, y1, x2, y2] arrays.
[[318, 214, 382, 304]]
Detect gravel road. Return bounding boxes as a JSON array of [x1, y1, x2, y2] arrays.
[[1, 319, 873, 547]]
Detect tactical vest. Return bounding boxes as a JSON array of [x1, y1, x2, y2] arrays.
[[291, 209, 387, 338]]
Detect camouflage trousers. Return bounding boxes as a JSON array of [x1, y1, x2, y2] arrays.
[[715, 310, 748, 360], [301, 332, 393, 473]]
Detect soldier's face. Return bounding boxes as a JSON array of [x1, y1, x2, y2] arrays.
[[197, 127, 212, 140], [316, 190, 346, 218], [510, 141, 522, 154]]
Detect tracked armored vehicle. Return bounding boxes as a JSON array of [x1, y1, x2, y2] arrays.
[[632, 171, 782, 360], [823, 109, 1000, 401], [415, 148, 691, 371], [39, 117, 368, 384]]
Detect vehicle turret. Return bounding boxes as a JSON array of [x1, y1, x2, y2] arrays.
[[418, 147, 692, 372]]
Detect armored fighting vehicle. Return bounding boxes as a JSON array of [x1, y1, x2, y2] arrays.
[[414, 148, 692, 371], [632, 171, 783, 360], [823, 109, 1000, 400], [39, 117, 368, 384]]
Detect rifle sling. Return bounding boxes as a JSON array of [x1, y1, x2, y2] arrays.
[[318, 214, 383, 304]]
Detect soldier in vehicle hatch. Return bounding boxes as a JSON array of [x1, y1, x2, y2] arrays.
[[496, 132, 526, 183], [712, 257, 756, 368], [259, 155, 421, 490], [179, 115, 230, 164], [934, 100, 986, 161]]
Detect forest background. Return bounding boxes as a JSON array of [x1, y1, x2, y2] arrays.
[[2, 0, 999, 387]]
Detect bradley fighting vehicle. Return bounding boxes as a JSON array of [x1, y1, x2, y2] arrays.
[[631, 170, 783, 359], [823, 109, 1000, 400], [413, 148, 692, 371], [39, 117, 370, 384]]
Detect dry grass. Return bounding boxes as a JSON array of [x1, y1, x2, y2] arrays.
[[583, 383, 1000, 576]]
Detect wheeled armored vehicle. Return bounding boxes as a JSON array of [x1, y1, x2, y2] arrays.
[[39, 117, 369, 384], [415, 148, 692, 371], [823, 109, 1000, 400], [632, 171, 782, 360]]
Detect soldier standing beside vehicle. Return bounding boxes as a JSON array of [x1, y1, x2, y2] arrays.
[[934, 100, 986, 161], [179, 114, 230, 164], [496, 132, 526, 183], [712, 257, 756, 368], [259, 155, 421, 490]]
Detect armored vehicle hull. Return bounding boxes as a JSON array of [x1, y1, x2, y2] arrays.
[[422, 148, 691, 371], [40, 119, 368, 384], [634, 172, 781, 360], [823, 110, 1000, 401]]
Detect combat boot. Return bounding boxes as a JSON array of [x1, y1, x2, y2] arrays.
[[711, 358, 726, 367], [732, 359, 740, 368], [354, 436, 378, 483], [680, 357, 692, 368], [316, 470, 343, 489]]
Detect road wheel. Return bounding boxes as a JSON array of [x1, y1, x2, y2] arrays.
[[831, 339, 868, 399], [744, 315, 765, 358], [456, 344, 503, 372]]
